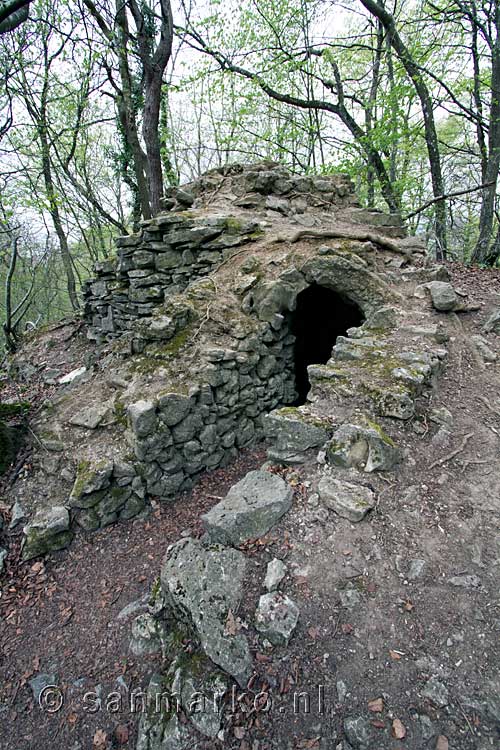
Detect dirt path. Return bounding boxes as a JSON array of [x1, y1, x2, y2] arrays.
[[0, 263, 499, 750], [0, 450, 265, 750]]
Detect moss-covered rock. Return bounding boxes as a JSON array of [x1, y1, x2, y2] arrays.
[[22, 506, 73, 561], [69, 459, 113, 507]]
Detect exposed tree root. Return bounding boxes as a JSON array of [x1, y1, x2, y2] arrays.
[[429, 432, 475, 470], [270, 227, 411, 256]]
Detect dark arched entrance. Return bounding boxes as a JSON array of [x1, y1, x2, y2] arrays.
[[291, 284, 364, 405]]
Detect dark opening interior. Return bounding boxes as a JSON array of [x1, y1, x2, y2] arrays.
[[291, 284, 365, 405]]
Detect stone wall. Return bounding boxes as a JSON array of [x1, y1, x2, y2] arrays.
[[126, 316, 298, 499], [82, 214, 264, 341], [82, 165, 358, 342]]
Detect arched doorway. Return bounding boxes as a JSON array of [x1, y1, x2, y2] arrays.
[[290, 284, 365, 405]]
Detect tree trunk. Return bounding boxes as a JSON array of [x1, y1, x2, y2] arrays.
[[143, 73, 164, 215], [472, 18, 500, 264], [40, 146, 79, 310], [360, 0, 447, 259]]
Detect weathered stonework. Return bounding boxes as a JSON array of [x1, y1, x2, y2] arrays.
[[9, 161, 448, 553]]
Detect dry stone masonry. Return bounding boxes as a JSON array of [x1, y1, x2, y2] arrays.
[[10, 161, 460, 565], [9, 162, 493, 749]]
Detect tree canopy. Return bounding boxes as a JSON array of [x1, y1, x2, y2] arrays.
[[1, 0, 499, 350]]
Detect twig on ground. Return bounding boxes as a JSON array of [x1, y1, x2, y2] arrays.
[[478, 395, 500, 418], [429, 432, 475, 470]]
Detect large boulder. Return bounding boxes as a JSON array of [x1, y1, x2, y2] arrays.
[[68, 459, 114, 509], [160, 537, 252, 686], [201, 469, 293, 546], [484, 308, 500, 334], [264, 408, 331, 464], [427, 281, 459, 311], [22, 506, 73, 561], [318, 475, 375, 522], [326, 419, 401, 472]]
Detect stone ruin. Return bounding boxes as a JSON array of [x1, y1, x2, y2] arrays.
[[6, 161, 482, 748], [10, 161, 452, 563]]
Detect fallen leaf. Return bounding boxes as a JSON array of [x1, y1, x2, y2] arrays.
[[93, 729, 107, 749], [368, 697, 384, 713], [341, 623, 353, 634], [435, 736, 449, 750], [67, 713, 78, 726], [392, 718, 406, 739], [307, 626, 320, 640], [389, 649, 402, 660], [371, 719, 385, 729], [255, 652, 271, 663], [404, 600, 414, 611], [225, 609, 238, 636], [114, 724, 129, 745]]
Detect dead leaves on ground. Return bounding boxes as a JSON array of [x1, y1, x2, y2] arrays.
[[392, 718, 406, 739], [93, 729, 107, 749], [368, 697, 384, 713]]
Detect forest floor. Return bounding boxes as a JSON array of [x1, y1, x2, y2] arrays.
[[0, 262, 499, 750]]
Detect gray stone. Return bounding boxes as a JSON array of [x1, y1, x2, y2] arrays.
[[326, 420, 401, 473], [343, 716, 372, 748], [128, 400, 157, 437], [483, 308, 500, 334], [171, 413, 203, 443], [418, 714, 435, 741], [120, 493, 146, 520], [75, 508, 100, 531], [255, 591, 299, 646], [69, 402, 110, 429], [265, 195, 289, 214], [448, 574, 481, 589], [160, 537, 252, 686], [484, 676, 500, 723], [136, 674, 195, 750], [22, 506, 73, 561], [170, 657, 227, 738], [427, 281, 459, 311], [264, 408, 331, 464], [429, 407, 453, 426], [58, 367, 87, 385], [117, 594, 149, 621], [174, 188, 195, 206], [336, 680, 348, 704], [128, 286, 163, 303], [264, 558, 287, 591], [146, 316, 176, 340], [9, 500, 26, 529], [408, 559, 426, 580], [69, 460, 113, 507], [97, 486, 132, 515], [113, 461, 136, 478], [157, 393, 192, 427], [129, 613, 168, 656], [364, 306, 398, 330], [29, 673, 57, 704], [155, 249, 182, 271], [339, 588, 361, 609], [422, 677, 449, 707], [472, 334, 497, 362], [202, 470, 292, 547], [318, 476, 375, 522], [0, 547, 7, 574]]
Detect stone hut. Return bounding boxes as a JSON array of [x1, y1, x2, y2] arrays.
[[14, 162, 449, 558]]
